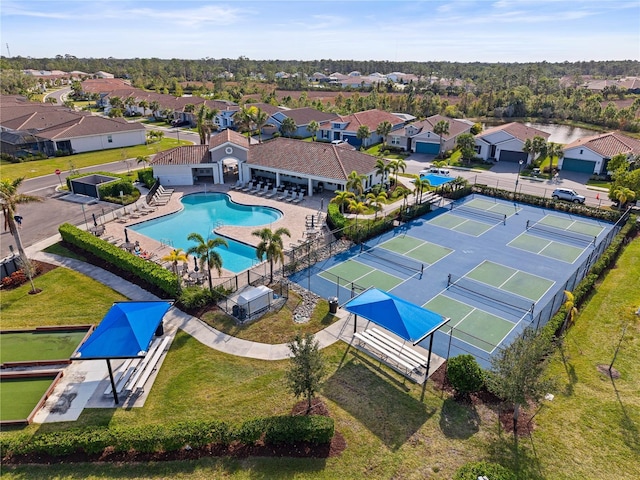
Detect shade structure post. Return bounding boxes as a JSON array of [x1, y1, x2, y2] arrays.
[[106, 359, 119, 405], [353, 314, 357, 334]]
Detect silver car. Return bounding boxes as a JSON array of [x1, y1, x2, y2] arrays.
[[552, 188, 586, 204]]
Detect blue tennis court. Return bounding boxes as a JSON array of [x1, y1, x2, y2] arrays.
[[290, 194, 617, 365]]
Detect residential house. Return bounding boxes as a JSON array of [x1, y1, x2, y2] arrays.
[[316, 109, 407, 149], [560, 131, 640, 175], [474, 122, 550, 163], [389, 115, 473, 154], [266, 107, 339, 138], [151, 129, 384, 194]]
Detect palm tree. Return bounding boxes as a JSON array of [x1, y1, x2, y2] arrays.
[[356, 125, 371, 150], [161, 248, 188, 281], [560, 290, 579, 334], [124, 96, 137, 115], [307, 120, 319, 141], [252, 227, 291, 284], [235, 107, 253, 135], [366, 191, 387, 219], [330, 190, 355, 214], [610, 186, 636, 208], [196, 105, 218, 145], [433, 120, 450, 158], [0, 178, 43, 293], [546, 142, 564, 179], [136, 155, 149, 167], [138, 100, 149, 116], [348, 199, 367, 236], [414, 177, 431, 204], [389, 158, 407, 189], [186, 233, 228, 291], [252, 108, 269, 143], [149, 101, 160, 119], [346, 170, 365, 198], [374, 158, 390, 186], [375, 120, 393, 148], [281, 117, 297, 137]]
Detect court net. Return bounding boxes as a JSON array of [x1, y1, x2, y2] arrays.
[[450, 203, 507, 225], [526, 220, 596, 246], [447, 273, 535, 318], [359, 245, 424, 276]]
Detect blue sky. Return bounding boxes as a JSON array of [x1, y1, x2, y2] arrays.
[[2, 1, 639, 62]]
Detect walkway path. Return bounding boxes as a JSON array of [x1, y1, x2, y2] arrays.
[[33, 251, 353, 361]]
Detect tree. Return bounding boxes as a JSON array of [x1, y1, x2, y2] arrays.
[[330, 190, 355, 215], [356, 125, 371, 150], [366, 191, 387, 219], [374, 158, 390, 185], [346, 170, 365, 198], [285, 333, 326, 414], [149, 101, 160, 119], [307, 120, 319, 141], [433, 120, 450, 158], [546, 142, 564, 179], [610, 185, 636, 208], [375, 120, 393, 148], [456, 133, 476, 164], [196, 105, 218, 145], [136, 155, 149, 167], [348, 199, 367, 231], [447, 354, 485, 399], [0, 178, 43, 293], [486, 328, 555, 437], [251, 107, 268, 143], [281, 117, 296, 137], [523, 136, 546, 165], [252, 227, 291, 284], [186, 233, 228, 291], [161, 248, 188, 289], [414, 177, 431, 204], [389, 158, 407, 188], [560, 290, 579, 334], [138, 99, 149, 116], [607, 153, 630, 174]]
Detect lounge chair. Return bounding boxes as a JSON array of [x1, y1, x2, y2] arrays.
[[255, 185, 270, 196], [292, 192, 304, 204], [277, 190, 290, 201], [265, 187, 278, 199], [115, 211, 128, 223], [286, 192, 297, 203], [157, 185, 174, 195], [241, 182, 255, 193]]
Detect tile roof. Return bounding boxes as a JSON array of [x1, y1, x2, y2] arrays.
[[245, 103, 287, 116], [563, 131, 640, 157], [406, 115, 472, 139], [249, 138, 379, 181], [477, 122, 550, 142], [151, 145, 210, 166], [36, 115, 145, 140], [209, 128, 250, 149], [337, 109, 406, 131]]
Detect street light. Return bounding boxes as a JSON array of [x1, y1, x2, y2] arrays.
[[514, 159, 524, 194]]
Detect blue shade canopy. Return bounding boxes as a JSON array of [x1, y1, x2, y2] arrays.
[[344, 288, 448, 345], [74, 301, 172, 359]]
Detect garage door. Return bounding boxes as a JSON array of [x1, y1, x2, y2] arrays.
[[415, 142, 439, 154], [498, 150, 527, 163], [343, 135, 361, 148], [561, 158, 596, 174]]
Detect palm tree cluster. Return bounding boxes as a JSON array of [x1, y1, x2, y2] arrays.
[[252, 227, 291, 283]]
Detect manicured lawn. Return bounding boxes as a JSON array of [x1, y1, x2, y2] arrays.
[[364, 144, 408, 160], [0, 267, 126, 329], [586, 179, 612, 189], [201, 291, 337, 344], [1, 138, 191, 180], [2, 239, 639, 479]]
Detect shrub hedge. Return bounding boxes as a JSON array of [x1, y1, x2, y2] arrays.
[[1, 416, 334, 459], [58, 223, 178, 297], [454, 460, 516, 480]]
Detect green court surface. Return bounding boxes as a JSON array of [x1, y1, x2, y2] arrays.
[[424, 295, 516, 353], [466, 260, 554, 302], [0, 377, 54, 421], [319, 259, 405, 292], [539, 214, 605, 237], [509, 233, 584, 263], [428, 214, 492, 236], [0, 330, 88, 364], [378, 236, 453, 265], [464, 197, 521, 216]]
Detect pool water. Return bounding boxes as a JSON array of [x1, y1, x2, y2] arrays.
[[418, 173, 455, 187], [130, 193, 282, 273]]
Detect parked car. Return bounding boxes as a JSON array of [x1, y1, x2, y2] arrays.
[[419, 167, 451, 176], [171, 120, 190, 127], [331, 139, 348, 145], [551, 188, 586, 204]]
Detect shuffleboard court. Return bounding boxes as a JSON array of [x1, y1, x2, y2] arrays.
[[0, 377, 55, 421], [0, 330, 89, 365], [509, 233, 584, 263]]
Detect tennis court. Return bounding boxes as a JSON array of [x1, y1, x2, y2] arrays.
[[293, 193, 617, 365]]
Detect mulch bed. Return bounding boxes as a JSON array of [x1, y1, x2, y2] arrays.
[[430, 362, 536, 436], [2, 399, 345, 465]]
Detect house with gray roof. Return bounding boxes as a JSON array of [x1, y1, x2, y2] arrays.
[[266, 107, 339, 138], [389, 115, 473, 154], [474, 122, 550, 163], [316, 109, 408, 149]]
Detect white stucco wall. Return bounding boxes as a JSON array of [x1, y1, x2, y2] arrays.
[[68, 130, 146, 153], [153, 165, 194, 186], [559, 147, 603, 173]]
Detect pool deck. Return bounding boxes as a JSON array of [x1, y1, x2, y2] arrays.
[[100, 183, 333, 277]]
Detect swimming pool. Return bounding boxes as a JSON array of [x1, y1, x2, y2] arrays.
[[418, 173, 455, 187], [130, 193, 282, 273]]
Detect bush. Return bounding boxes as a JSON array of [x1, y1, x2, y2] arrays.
[[137, 168, 156, 189], [263, 415, 334, 445], [454, 461, 516, 480], [177, 286, 224, 310], [58, 223, 178, 297], [447, 354, 485, 397]]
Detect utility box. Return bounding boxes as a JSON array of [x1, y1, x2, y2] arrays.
[[237, 285, 273, 317]]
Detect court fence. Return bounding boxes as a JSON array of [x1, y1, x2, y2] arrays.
[[216, 279, 289, 323]]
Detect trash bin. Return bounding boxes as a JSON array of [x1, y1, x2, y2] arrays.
[[328, 297, 339, 314], [155, 321, 164, 337]]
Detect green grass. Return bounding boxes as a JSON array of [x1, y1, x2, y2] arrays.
[[0, 268, 126, 329], [1, 138, 191, 180], [201, 291, 338, 344], [0, 330, 88, 364], [586, 179, 612, 189], [2, 241, 639, 479], [0, 378, 54, 421], [364, 144, 408, 160]]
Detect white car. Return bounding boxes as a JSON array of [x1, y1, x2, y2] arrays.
[[419, 167, 451, 176]]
